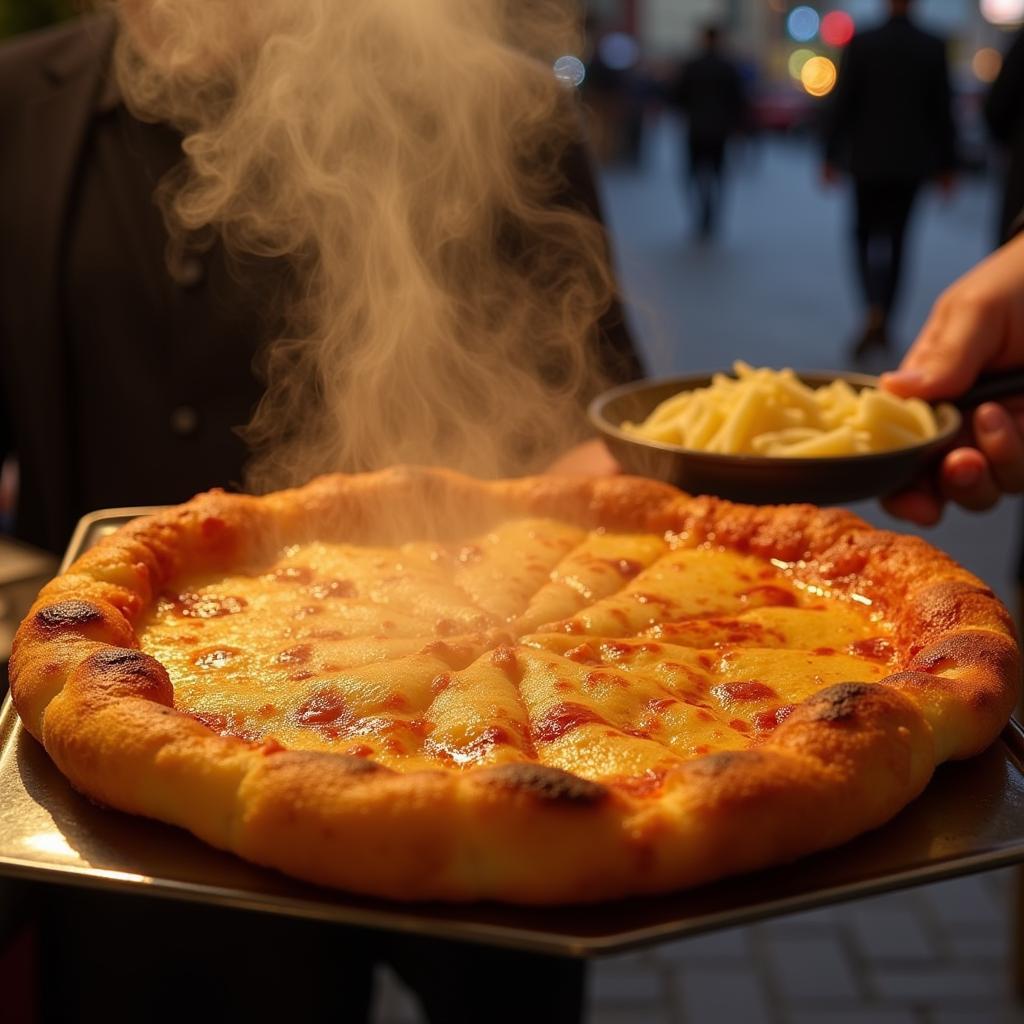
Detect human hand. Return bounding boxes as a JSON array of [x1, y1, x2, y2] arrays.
[[880, 231, 1024, 524], [546, 439, 621, 476]]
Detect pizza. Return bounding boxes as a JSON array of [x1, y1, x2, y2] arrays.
[[9, 468, 1019, 904]]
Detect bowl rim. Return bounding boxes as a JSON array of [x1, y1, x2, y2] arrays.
[[588, 369, 961, 467]]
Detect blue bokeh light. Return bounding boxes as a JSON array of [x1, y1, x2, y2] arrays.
[[787, 6, 821, 43], [553, 55, 586, 88]]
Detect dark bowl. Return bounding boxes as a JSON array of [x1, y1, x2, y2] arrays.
[[589, 371, 960, 506]]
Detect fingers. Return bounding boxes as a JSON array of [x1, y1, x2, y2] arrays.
[[971, 403, 1024, 493], [882, 295, 1001, 401], [883, 404, 1024, 522], [882, 485, 944, 526], [938, 447, 1001, 511]]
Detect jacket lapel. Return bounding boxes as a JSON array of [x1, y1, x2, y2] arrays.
[[7, 16, 115, 549]]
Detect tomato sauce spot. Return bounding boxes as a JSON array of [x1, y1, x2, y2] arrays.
[[711, 681, 777, 702], [564, 643, 600, 665], [275, 643, 313, 665], [753, 704, 797, 733], [431, 673, 452, 694], [647, 697, 676, 712], [849, 637, 894, 662], [584, 670, 629, 690], [345, 744, 373, 758], [532, 702, 608, 743], [296, 689, 350, 727], [490, 646, 518, 677], [740, 585, 796, 607]]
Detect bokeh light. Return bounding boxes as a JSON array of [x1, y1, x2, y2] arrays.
[[787, 6, 821, 43], [598, 32, 640, 72], [552, 55, 585, 88], [788, 48, 817, 80], [801, 55, 837, 97], [980, 0, 1024, 25], [820, 11, 855, 48], [972, 47, 1003, 82]]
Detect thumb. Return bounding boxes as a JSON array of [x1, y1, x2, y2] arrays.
[[881, 301, 1000, 400]]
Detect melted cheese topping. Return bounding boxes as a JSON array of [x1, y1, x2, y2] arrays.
[[138, 518, 895, 788]]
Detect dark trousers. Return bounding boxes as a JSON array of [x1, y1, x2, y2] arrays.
[[25, 885, 585, 1024], [852, 179, 920, 317], [687, 134, 727, 237]]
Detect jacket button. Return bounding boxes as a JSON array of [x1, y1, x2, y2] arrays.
[[170, 406, 200, 436]]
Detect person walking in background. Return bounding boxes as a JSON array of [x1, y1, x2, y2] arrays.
[[985, 26, 1024, 247], [823, 0, 956, 360], [667, 24, 748, 241]]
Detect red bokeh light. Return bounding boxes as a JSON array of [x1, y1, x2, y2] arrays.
[[821, 11, 855, 48]]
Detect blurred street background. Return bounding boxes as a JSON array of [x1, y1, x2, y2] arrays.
[[3, 0, 1024, 1021]]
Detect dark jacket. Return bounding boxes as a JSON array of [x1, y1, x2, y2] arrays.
[[0, 15, 642, 554], [824, 15, 956, 182], [985, 27, 1024, 244], [669, 51, 747, 144]]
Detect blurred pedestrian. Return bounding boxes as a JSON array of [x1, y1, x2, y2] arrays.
[[985, 26, 1024, 246], [667, 24, 748, 241], [823, 0, 956, 359]]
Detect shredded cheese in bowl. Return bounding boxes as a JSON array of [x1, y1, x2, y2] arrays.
[[622, 362, 938, 457]]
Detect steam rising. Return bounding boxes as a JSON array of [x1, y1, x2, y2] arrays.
[[114, 0, 618, 488]]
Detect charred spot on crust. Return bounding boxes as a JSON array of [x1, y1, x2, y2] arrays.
[[83, 648, 171, 684], [36, 600, 104, 632], [79, 647, 172, 702], [803, 682, 874, 723], [481, 763, 608, 805]]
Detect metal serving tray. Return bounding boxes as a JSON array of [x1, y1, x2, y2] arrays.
[[1, 509, 1023, 958]]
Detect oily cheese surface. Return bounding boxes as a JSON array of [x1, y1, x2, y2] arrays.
[[11, 471, 1019, 903], [139, 518, 895, 788]]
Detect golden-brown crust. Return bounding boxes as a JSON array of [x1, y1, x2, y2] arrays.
[[9, 468, 1020, 903]]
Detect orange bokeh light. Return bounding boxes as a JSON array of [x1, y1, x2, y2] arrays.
[[972, 47, 1003, 83], [801, 55, 837, 97]]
